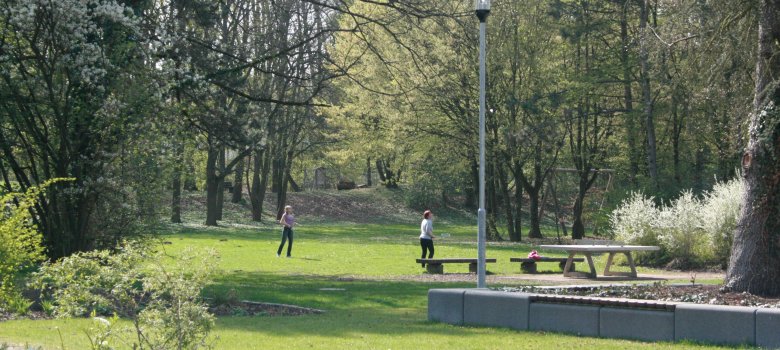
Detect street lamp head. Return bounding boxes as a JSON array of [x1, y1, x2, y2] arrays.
[[475, 0, 490, 21], [475, 0, 491, 10]]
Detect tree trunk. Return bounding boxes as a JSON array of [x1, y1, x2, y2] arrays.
[[171, 167, 182, 224], [693, 147, 706, 193], [231, 155, 245, 203], [288, 173, 301, 192], [465, 158, 478, 209], [723, 0, 780, 296], [511, 161, 523, 242], [366, 157, 372, 186], [170, 141, 183, 224], [639, 0, 659, 188], [571, 192, 586, 239], [250, 151, 262, 221], [375, 159, 387, 182], [621, 3, 640, 187], [572, 172, 598, 239], [276, 148, 295, 219], [527, 186, 542, 239], [497, 157, 515, 241], [205, 143, 219, 226], [216, 147, 226, 220], [249, 148, 269, 222], [672, 93, 683, 185]]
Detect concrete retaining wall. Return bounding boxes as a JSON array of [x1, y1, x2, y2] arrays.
[[428, 288, 780, 348]]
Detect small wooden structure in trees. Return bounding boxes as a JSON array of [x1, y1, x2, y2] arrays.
[[312, 167, 330, 189]]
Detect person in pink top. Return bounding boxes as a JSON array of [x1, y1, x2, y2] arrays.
[[277, 205, 295, 257]]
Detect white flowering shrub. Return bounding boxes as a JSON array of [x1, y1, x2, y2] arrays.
[[33, 243, 217, 349], [700, 177, 745, 267], [655, 191, 709, 267], [610, 192, 660, 246], [609, 178, 745, 269]]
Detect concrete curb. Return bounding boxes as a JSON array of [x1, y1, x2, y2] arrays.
[[428, 288, 777, 347], [428, 289, 468, 325], [464, 289, 530, 330]]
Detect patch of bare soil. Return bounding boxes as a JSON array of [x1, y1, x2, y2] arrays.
[[284, 188, 416, 223], [501, 283, 780, 308], [0, 300, 322, 323], [0, 311, 49, 322]]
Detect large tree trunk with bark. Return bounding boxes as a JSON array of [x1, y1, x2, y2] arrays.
[[724, 0, 780, 297]]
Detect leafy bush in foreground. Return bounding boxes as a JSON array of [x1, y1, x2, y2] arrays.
[[33, 243, 217, 349], [0, 181, 59, 313]]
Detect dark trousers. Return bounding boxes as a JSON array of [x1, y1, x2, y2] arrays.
[[277, 227, 293, 256], [420, 238, 434, 266]]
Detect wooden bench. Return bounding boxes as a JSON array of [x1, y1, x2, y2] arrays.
[[416, 258, 497, 274], [510, 257, 585, 273]]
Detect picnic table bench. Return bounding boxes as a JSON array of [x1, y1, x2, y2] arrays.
[[510, 257, 585, 273], [539, 245, 660, 278], [416, 258, 497, 274]]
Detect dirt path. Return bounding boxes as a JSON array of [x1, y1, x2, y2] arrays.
[[365, 270, 724, 286]]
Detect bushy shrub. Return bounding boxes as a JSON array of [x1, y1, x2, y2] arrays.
[[33, 242, 217, 349], [700, 178, 745, 268], [0, 181, 60, 312], [655, 191, 708, 268], [610, 192, 660, 246], [609, 178, 744, 269]]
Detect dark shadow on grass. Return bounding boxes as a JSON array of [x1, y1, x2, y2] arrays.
[[295, 257, 321, 261]]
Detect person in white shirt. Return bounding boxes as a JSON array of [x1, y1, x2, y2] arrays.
[[419, 210, 435, 267]]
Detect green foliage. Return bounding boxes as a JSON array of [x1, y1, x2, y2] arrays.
[[610, 178, 745, 268], [0, 180, 68, 313], [32, 242, 217, 350]]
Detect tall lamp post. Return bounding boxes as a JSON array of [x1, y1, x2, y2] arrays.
[[475, 0, 490, 289]]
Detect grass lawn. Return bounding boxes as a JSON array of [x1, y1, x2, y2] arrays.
[[0, 220, 732, 349]]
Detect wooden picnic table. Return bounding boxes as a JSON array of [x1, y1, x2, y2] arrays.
[[538, 245, 660, 278]]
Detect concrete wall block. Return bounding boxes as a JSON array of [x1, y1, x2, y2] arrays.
[[600, 307, 674, 342], [428, 289, 467, 325], [675, 304, 756, 346], [756, 308, 780, 349], [529, 303, 600, 336], [464, 290, 531, 330]]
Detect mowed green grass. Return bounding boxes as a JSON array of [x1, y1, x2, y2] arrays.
[[0, 221, 730, 349]]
